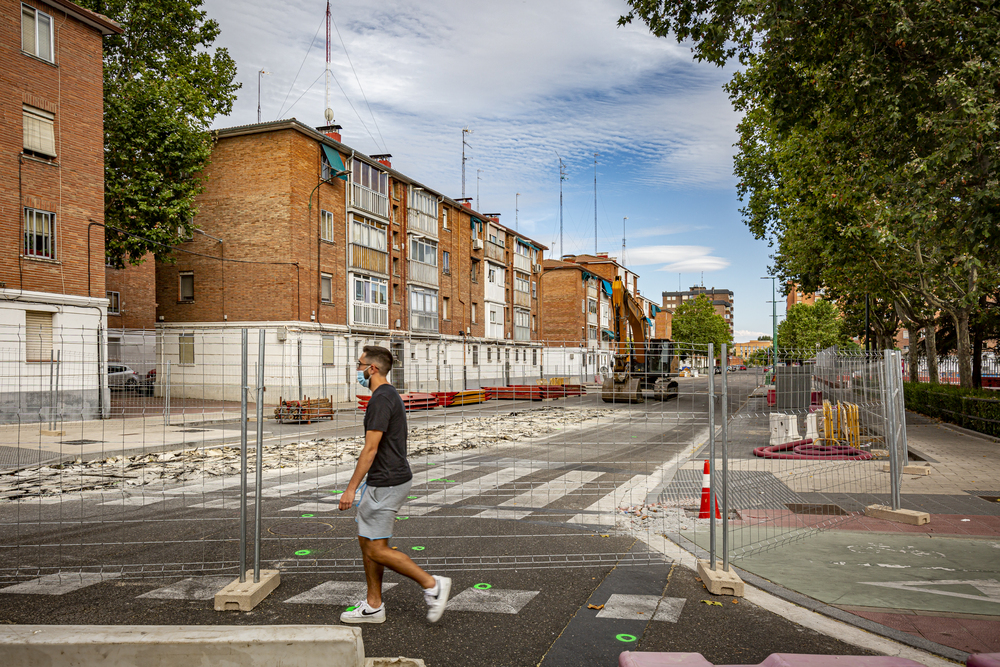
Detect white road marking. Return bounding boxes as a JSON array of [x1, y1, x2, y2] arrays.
[[405, 466, 541, 516], [99, 494, 171, 506], [284, 581, 397, 605], [595, 594, 686, 623], [0, 572, 119, 595], [475, 470, 602, 520], [138, 576, 235, 600], [446, 587, 539, 614], [860, 578, 1000, 604], [566, 473, 648, 525]]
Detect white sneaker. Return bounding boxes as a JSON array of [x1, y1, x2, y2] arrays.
[[340, 600, 385, 624], [424, 575, 451, 623]]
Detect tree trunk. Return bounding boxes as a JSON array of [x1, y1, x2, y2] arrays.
[[924, 324, 939, 384], [953, 308, 973, 388], [906, 324, 921, 382]]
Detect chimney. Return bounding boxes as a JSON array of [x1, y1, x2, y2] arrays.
[[316, 124, 342, 142], [371, 153, 392, 168]]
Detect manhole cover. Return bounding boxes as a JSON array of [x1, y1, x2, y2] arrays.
[[268, 521, 333, 536], [785, 503, 848, 516], [60, 439, 105, 445]]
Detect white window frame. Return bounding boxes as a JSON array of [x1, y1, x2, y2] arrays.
[[321, 209, 335, 242], [351, 158, 389, 195], [25, 311, 53, 362], [442, 296, 450, 320], [442, 251, 450, 274], [21, 4, 53, 62], [107, 291, 121, 315], [320, 273, 333, 303], [472, 302, 477, 323], [23, 207, 55, 259], [179, 272, 194, 301], [322, 337, 336, 366], [353, 274, 388, 306], [409, 236, 438, 266], [442, 208, 449, 229], [23, 106, 55, 157], [515, 273, 530, 293]]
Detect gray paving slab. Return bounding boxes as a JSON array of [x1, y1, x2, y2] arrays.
[[137, 576, 235, 600], [595, 593, 686, 623]]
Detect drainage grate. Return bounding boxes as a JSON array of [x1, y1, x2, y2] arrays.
[[60, 439, 105, 445], [785, 503, 848, 516], [268, 521, 334, 537]]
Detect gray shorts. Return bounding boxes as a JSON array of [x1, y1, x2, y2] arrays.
[[356, 480, 412, 541]]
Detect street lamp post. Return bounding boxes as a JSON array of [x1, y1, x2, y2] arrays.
[[761, 276, 777, 380], [257, 69, 270, 123]]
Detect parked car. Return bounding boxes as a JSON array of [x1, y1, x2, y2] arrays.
[[108, 364, 140, 391]]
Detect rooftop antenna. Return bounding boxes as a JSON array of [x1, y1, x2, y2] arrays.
[[462, 127, 473, 198], [557, 153, 566, 258], [593, 153, 599, 255], [477, 168, 483, 210], [622, 216, 628, 267], [515, 192, 520, 232], [701, 271, 704, 287], [324, 0, 334, 125]]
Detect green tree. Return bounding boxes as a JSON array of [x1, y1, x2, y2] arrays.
[[79, 0, 240, 267], [757, 335, 772, 341], [671, 294, 733, 355], [777, 300, 850, 352], [621, 0, 1000, 388]]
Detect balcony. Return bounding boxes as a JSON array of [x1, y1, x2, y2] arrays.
[[411, 310, 438, 333], [514, 325, 530, 342], [350, 244, 388, 274], [485, 240, 505, 263], [352, 302, 388, 328], [513, 253, 532, 273], [350, 182, 389, 220], [408, 209, 438, 238], [513, 290, 531, 308], [408, 260, 438, 287]]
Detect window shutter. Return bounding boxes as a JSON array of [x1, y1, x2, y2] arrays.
[[25, 311, 53, 362], [21, 6, 35, 54], [322, 338, 335, 365], [23, 107, 55, 156]]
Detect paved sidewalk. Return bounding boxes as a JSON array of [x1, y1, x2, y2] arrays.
[[728, 411, 1000, 659]]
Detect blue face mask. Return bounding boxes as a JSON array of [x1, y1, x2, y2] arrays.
[[356, 369, 370, 388]]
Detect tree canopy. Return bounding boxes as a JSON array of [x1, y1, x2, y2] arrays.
[[671, 295, 733, 355], [80, 0, 240, 267], [777, 300, 853, 352]]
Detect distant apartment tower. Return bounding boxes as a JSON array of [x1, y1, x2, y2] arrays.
[[661, 286, 735, 336], [1, 0, 121, 421], [786, 283, 823, 310]]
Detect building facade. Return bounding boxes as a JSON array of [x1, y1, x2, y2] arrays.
[[1, 0, 120, 422], [661, 285, 735, 336], [148, 119, 547, 399]]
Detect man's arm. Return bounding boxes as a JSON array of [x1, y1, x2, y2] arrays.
[[339, 429, 382, 511]]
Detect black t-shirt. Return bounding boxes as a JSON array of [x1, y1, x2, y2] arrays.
[[362, 383, 412, 487]]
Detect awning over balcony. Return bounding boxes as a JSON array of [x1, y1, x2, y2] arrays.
[[322, 145, 348, 180], [601, 279, 612, 296], [602, 328, 616, 340]]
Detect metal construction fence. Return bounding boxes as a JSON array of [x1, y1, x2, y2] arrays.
[[0, 326, 907, 588]]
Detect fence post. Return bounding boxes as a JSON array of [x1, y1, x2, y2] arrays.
[[882, 350, 902, 511], [297, 338, 303, 400], [164, 360, 171, 427], [48, 349, 55, 430], [708, 343, 716, 570], [239, 328, 249, 583], [721, 343, 729, 572], [254, 330, 265, 583]]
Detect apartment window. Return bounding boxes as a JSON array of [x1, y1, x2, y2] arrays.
[[532, 314, 537, 331], [353, 274, 388, 305], [392, 283, 399, 303], [409, 286, 439, 332], [589, 326, 598, 340], [582, 299, 586, 314], [322, 337, 335, 366], [21, 4, 53, 62], [350, 215, 387, 251], [588, 298, 597, 314], [531, 281, 537, 298], [320, 273, 332, 303], [442, 297, 450, 320], [488, 266, 497, 283], [489, 309, 497, 324], [472, 302, 477, 323], [532, 348, 537, 366], [178, 333, 195, 365], [442, 251, 450, 275], [393, 257, 400, 275], [515, 273, 529, 293], [410, 237, 438, 265], [472, 345, 479, 365], [179, 272, 194, 301], [321, 210, 335, 242], [25, 311, 53, 362], [442, 208, 449, 229], [107, 291, 121, 315], [23, 208, 55, 259], [487, 347, 492, 362], [351, 158, 389, 195], [470, 259, 479, 283], [23, 106, 55, 157]]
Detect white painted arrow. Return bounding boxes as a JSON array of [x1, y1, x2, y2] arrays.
[[860, 578, 1000, 604]]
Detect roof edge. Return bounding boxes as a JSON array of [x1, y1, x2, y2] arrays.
[[37, 0, 122, 34]]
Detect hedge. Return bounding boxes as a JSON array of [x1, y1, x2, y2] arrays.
[[903, 382, 1000, 438]]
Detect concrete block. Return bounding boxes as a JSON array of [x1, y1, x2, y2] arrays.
[[0, 624, 364, 667], [880, 464, 931, 476], [214, 570, 281, 611], [366, 659, 426, 667], [804, 412, 819, 440], [39, 430, 65, 436], [696, 560, 744, 597], [864, 504, 930, 525]]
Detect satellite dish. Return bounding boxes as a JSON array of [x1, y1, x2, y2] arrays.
[[324, 107, 335, 123]]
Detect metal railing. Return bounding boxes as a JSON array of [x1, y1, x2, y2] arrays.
[[349, 182, 389, 219], [408, 259, 438, 286]]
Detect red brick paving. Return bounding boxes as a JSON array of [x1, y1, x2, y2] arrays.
[[850, 609, 1000, 654]]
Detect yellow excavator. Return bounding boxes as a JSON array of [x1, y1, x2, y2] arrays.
[[601, 276, 679, 403]]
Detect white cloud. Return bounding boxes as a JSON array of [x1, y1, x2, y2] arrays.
[[623, 245, 730, 273], [659, 255, 731, 272]]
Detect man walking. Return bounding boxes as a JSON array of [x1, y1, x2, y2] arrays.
[[338, 345, 451, 624]]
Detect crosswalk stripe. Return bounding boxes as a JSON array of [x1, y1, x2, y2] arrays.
[[284, 581, 397, 605], [566, 473, 648, 525], [475, 470, 603, 520], [446, 587, 540, 614], [0, 573, 118, 595], [405, 466, 541, 516]]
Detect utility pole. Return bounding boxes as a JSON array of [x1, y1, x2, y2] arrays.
[[257, 69, 270, 123], [515, 192, 520, 232], [558, 154, 567, 259], [593, 153, 599, 255], [323, 0, 333, 125], [622, 216, 627, 264], [462, 127, 473, 198], [477, 169, 483, 210]]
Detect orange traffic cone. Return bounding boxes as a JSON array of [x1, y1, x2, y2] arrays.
[[698, 459, 721, 519]]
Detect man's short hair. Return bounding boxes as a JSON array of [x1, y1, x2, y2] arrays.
[[362, 345, 394, 376]]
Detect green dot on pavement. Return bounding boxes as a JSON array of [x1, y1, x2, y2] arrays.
[[329, 490, 343, 494], [407, 496, 418, 499], [473, 583, 492, 590], [396, 516, 408, 521], [301, 514, 314, 518], [411, 546, 425, 551], [616, 634, 637, 643], [294, 549, 311, 556]]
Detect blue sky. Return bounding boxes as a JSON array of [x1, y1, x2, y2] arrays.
[[203, 0, 783, 341]]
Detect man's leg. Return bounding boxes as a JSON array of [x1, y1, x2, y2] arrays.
[[359, 537, 387, 607], [360, 537, 435, 590]]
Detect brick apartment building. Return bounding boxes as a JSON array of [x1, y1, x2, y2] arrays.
[[1, 0, 120, 421], [661, 285, 735, 336], [146, 119, 547, 399]]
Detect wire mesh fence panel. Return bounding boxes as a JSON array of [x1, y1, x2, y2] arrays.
[[0, 326, 717, 583]]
